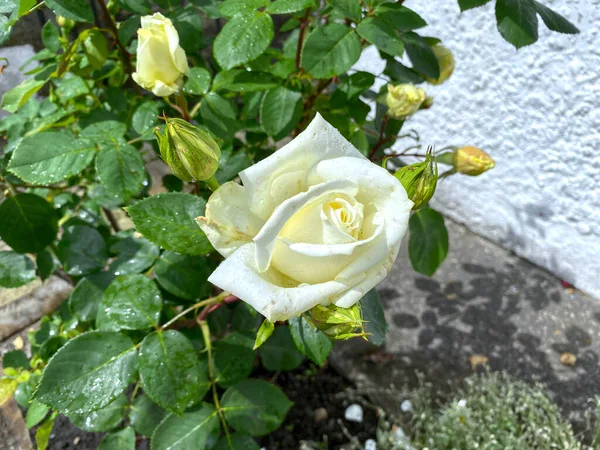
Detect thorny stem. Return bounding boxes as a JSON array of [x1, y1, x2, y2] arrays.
[[368, 115, 390, 160], [295, 9, 311, 70], [96, 0, 135, 80], [160, 292, 231, 329], [199, 319, 234, 450], [103, 208, 121, 232], [372, 145, 424, 162], [198, 295, 238, 321]]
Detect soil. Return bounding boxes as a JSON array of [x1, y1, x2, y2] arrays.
[[257, 362, 380, 449], [31, 362, 377, 450]]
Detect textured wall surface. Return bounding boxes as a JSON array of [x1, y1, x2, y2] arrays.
[[356, 0, 600, 299]]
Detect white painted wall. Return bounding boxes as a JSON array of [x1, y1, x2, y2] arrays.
[[355, 0, 600, 299]]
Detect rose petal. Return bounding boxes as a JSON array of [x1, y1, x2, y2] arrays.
[[196, 181, 263, 257], [239, 113, 367, 221]]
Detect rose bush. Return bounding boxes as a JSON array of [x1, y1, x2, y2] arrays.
[[0, 0, 579, 448], [198, 114, 413, 321]]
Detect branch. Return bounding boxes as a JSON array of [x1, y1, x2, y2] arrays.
[[295, 9, 311, 70], [96, 0, 134, 79], [368, 115, 390, 160]]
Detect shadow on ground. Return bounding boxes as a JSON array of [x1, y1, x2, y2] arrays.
[[331, 219, 600, 429]]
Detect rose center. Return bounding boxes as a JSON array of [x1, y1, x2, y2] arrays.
[[321, 196, 363, 240]]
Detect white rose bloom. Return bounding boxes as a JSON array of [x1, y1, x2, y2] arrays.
[[132, 13, 188, 97], [196, 114, 413, 322]]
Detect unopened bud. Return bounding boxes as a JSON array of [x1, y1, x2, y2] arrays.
[[394, 147, 438, 210], [386, 83, 426, 118], [56, 16, 74, 32], [454, 146, 495, 176], [310, 304, 366, 340], [427, 44, 455, 85], [154, 118, 221, 182]]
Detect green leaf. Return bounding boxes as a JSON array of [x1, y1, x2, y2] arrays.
[[68, 394, 128, 432], [2, 350, 30, 369], [0, 251, 36, 288], [35, 414, 55, 450], [215, 147, 252, 184], [221, 379, 292, 436], [289, 316, 332, 366], [374, 3, 427, 30], [213, 12, 274, 70], [83, 29, 108, 70], [36, 248, 59, 281], [495, 0, 538, 48], [401, 32, 440, 79], [326, 0, 361, 22], [267, 0, 315, 14], [384, 58, 424, 84], [139, 330, 210, 415], [131, 394, 167, 438], [212, 69, 281, 92], [0, 193, 58, 254], [57, 225, 108, 276], [70, 271, 115, 322], [253, 319, 274, 350], [199, 92, 238, 139], [260, 86, 303, 140], [132, 100, 160, 137], [8, 132, 96, 184], [151, 404, 220, 450], [54, 74, 91, 101], [96, 145, 146, 199], [214, 433, 260, 450], [183, 67, 212, 95], [154, 251, 214, 300], [408, 207, 448, 276], [219, 0, 268, 18], [259, 325, 304, 371], [98, 274, 162, 331], [1, 78, 45, 113], [127, 193, 212, 256], [168, 5, 204, 53], [45, 0, 93, 22], [34, 331, 138, 414], [301, 23, 361, 78], [213, 331, 255, 388], [360, 289, 387, 346], [41, 21, 60, 52], [98, 427, 136, 450], [25, 400, 50, 428], [109, 234, 159, 276], [118, 0, 151, 14], [458, 0, 491, 9], [533, 1, 579, 34], [356, 17, 404, 57], [118, 15, 140, 46]]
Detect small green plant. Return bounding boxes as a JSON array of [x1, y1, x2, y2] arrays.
[[376, 372, 595, 450]]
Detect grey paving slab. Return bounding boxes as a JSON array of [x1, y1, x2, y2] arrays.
[[331, 219, 600, 425]]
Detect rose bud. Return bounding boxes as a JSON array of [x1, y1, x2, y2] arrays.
[[154, 118, 221, 184], [132, 13, 189, 97], [427, 44, 455, 85], [454, 146, 495, 176], [310, 304, 367, 341], [394, 147, 438, 210], [386, 83, 427, 118]]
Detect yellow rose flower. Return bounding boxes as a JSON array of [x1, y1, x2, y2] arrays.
[[132, 13, 189, 97], [386, 83, 427, 118]]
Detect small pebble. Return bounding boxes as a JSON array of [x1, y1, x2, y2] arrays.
[[344, 404, 363, 423], [313, 407, 328, 423], [13, 336, 24, 350], [400, 399, 413, 412], [365, 439, 377, 450]]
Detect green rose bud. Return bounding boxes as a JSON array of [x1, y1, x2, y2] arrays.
[[154, 118, 221, 183], [394, 147, 438, 210], [310, 304, 367, 341], [427, 44, 455, 85]]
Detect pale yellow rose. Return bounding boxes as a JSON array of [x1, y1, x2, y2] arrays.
[[132, 13, 188, 97], [196, 114, 413, 322], [386, 83, 427, 118]]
